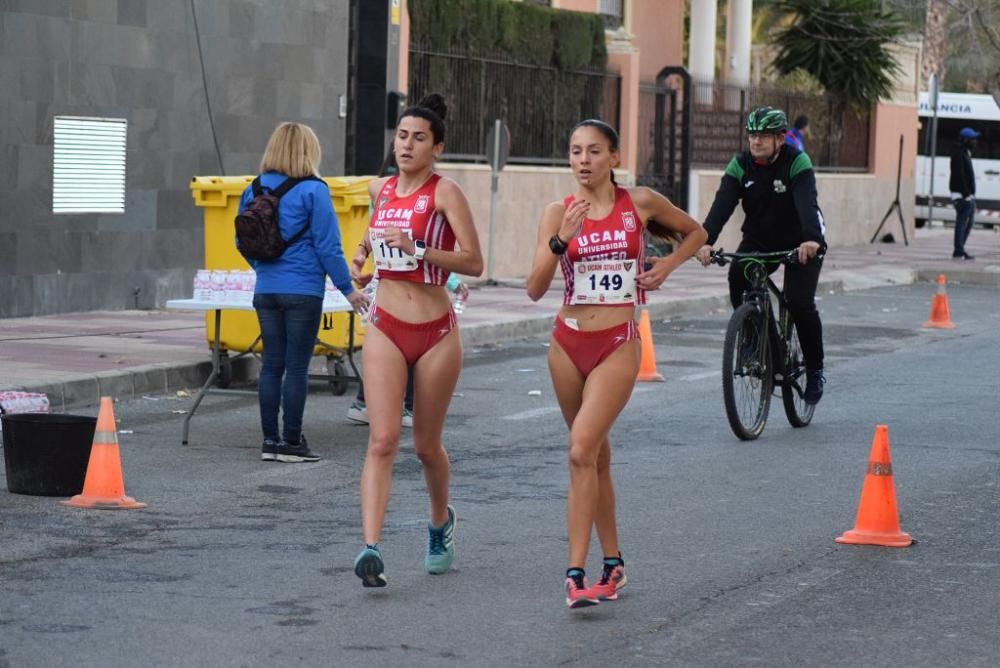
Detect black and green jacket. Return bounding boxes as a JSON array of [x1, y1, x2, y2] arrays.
[[703, 145, 827, 252]]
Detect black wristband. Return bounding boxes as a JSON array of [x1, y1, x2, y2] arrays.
[[549, 234, 568, 255]]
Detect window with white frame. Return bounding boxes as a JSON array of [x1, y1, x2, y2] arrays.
[[599, 0, 623, 21], [52, 116, 127, 214]]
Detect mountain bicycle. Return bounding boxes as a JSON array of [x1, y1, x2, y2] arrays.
[[709, 249, 819, 440]]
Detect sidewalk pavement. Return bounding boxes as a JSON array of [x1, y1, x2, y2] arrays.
[[1, 226, 997, 412]]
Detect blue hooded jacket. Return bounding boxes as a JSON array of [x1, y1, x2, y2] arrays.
[[238, 172, 355, 298]]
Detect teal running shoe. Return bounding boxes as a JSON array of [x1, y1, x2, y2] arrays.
[[354, 544, 387, 588], [425, 505, 456, 574]]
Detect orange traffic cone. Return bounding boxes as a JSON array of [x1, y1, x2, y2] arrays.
[[922, 274, 956, 329], [636, 308, 665, 382], [62, 397, 145, 510], [836, 425, 912, 547]]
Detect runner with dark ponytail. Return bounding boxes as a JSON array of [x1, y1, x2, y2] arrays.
[[350, 92, 483, 590]]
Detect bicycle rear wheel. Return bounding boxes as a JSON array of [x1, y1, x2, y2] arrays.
[[722, 303, 772, 440], [780, 314, 815, 428]]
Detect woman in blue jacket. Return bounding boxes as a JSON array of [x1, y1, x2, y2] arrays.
[[240, 122, 368, 463]]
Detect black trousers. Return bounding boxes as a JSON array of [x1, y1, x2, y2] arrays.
[[728, 241, 825, 371]]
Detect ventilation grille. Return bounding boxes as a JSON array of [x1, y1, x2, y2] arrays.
[[53, 116, 127, 214]]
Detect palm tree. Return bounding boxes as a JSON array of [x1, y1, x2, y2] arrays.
[[771, 0, 906, 165]]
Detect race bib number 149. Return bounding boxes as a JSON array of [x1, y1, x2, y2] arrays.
[[571, 259, 638, 304]]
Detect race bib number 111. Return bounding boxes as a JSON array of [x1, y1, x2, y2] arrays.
[[370, 229, 417, 271]]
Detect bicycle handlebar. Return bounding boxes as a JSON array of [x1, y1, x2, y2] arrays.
[[709, 248, 824, 267]]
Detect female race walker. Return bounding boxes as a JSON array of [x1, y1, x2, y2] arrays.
[[526, 119, 706, 608], [349, 94, 483, 588]]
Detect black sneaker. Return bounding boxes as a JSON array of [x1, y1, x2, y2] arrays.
[[276, 435, 320, 463], [261, 439, 280, 462], [963, 252, 975, 261], [804, 369, 825, 405]]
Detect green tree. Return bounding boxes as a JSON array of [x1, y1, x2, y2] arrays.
[[771, 0, 906, 164]]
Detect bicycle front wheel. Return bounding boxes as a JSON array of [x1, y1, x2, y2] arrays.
[[722, 303, 772, 440], [780, 314, 815, 428]]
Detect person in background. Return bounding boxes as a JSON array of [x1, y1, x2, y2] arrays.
[[784, 114, 809, 152], [697, 106, 827, 405], [349, 94, 483, 588], [949, 127, 980, 260], [240, 122, 368, 463]]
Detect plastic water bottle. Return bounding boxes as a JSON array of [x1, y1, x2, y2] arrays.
[[360, 276, 378, 315], [193, 270, 212, 302], [224, 271, 242, 303], [446, 273, 466, 314], [453, 289, 467, 315], [238, 270, 255, 305], [210, 270, 227, 303]]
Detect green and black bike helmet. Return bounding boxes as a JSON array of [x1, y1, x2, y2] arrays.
[[745, 106, 788, 134]]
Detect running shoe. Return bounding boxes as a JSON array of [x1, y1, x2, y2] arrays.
[[354, 544, 387, 588], [347, 401, 369, 424], [401, 408, 414, 428], [565, 569, 599, 608], [425, 505, 456, 574], [588, 558, 627, 601], [276, 435, 320, 463], [260, 438, 279, 462]]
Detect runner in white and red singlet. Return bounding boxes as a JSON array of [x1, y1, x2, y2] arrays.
[[348, 93, 483, 589], [526, 119, 707, 609]]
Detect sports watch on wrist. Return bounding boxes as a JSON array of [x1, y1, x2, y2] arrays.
[[549, 234, 568, 255], [413, 239, 427, 261]]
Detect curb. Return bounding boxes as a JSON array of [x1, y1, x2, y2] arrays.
[[915, 268, 1000, 287], [13, 357, 257, 412]]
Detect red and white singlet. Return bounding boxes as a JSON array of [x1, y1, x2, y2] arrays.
[[560, 187, 646, 306], [369, 174, 456, 286]]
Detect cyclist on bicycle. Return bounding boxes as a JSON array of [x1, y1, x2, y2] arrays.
[[696, 106, 827, 405]]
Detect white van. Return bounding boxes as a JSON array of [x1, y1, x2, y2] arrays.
[[916, 91, 1000, 227]]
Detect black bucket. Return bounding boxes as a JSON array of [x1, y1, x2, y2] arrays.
[[1, 413, 97, 496]]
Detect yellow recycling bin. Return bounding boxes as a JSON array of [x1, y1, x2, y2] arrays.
[[189, 175, 373, 361]]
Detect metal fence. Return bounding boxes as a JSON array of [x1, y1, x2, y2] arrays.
[[688, 82, 871, 171], [408, 45, 621, 165]]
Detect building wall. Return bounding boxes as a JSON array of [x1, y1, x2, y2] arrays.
[[0, 0, 350, 317], [629, 0, 685, 83], [551, 0, 598, 12]]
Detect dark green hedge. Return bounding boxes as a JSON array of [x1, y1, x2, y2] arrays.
[[408, 0, 606, 72]]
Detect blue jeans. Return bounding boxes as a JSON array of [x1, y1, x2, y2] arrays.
[[953, 197, 975, 256], [253, 293, 323, 443]]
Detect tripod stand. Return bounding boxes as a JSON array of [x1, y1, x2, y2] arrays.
[[870, 134, 909, 245]]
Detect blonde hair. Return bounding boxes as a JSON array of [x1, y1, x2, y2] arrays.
[[259, 122, 322, 177]]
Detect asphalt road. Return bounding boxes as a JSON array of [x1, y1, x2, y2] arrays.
[[1, 282, 998, 667]]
